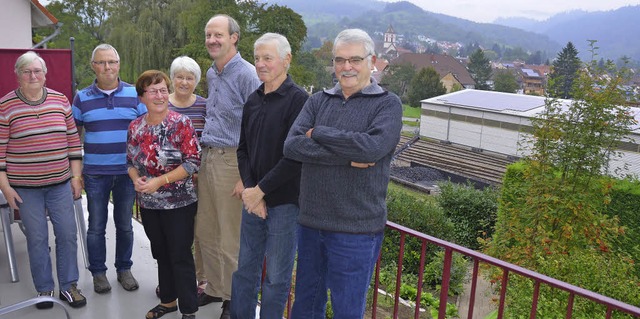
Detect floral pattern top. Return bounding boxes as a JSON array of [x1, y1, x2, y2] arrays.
[[127, 110, 201, 210]]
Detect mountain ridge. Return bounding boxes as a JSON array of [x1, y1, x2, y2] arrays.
[[265, 0, 639, 62]]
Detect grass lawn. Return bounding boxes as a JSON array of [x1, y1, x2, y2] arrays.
[[402, 104, 421, 118], [388, 181, 434, 202]]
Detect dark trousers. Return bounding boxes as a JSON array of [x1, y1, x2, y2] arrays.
[[141, 202, 198, 314]]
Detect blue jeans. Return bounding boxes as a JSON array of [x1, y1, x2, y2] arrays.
[[15, 181, 79, 292], [84, 174, 135, 274], [290, 225, 383, 319], [231, 204, 299, 319]]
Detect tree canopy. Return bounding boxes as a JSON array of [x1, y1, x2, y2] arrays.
[[467, 49, 492, 90], [493, 70, 519, 93], [381, 63, 416, 103], [42, 0, 308, 92], [548, 42, 581, 99], [407, 67, 446, 107]]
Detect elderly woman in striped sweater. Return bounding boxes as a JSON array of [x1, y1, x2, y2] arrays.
[[0, 51, 86, 309]]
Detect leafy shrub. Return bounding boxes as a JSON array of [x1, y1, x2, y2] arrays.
[[384, 187, 455, 275], [605, 178, 640, 277], [435, 181, 499, 250], [424, 250, 469, 296], [485, 163, 640, 317]]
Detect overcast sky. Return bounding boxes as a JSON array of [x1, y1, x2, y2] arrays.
[[380, 0, 640, 23], [38, 0, 639, 24]]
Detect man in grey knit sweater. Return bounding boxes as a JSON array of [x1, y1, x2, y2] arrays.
[[284, 28, 402, 319]]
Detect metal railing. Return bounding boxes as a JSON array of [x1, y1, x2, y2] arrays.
[[371, 221, 640, 319]]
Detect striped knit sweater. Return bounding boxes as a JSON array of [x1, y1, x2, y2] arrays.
[[0, 88, 83, 188]]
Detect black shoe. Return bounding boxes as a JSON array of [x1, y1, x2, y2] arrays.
[[197, 291, 222, 307], [220, 300, 230, 319], [35, 291, 54, 309]]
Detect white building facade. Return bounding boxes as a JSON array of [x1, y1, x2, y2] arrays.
[[420, 89, 640, 177]]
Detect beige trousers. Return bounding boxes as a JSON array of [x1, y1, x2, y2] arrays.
[[195, 147, 242, 300]]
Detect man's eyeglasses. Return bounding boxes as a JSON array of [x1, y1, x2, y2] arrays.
[[20, 69, 44, 77], [145, 88, 169, 96], [333, 54, 371, 66], [92, 60, 120, 67]]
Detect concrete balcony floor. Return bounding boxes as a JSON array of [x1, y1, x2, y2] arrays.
[[0, 197, 225, 319]]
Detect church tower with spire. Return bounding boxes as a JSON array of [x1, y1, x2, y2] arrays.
[[383, 24, 396, 49]]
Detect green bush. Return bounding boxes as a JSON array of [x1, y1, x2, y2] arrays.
[[605, 178, 640, 277], [503, 250, 640, 318], [435, 181, 499, 250], [485, 162, 640, 317], [424, 250, 469, 296], [384, 187, 455, 275]]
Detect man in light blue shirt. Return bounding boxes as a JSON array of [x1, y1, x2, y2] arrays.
[[196, 14, 261, 319]]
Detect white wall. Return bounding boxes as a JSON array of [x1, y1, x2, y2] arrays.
[[0, 0, 32, 49]]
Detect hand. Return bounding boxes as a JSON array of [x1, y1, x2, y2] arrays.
[[71, 178, 83, 199], [1, 186, 22, 210], [351, 161, 376, 168], [231, 179, 244, 200], [133, 176, 163, 194], [192, 173, 198, 187], [248, 199, 267, 219], [242, 186, 265, 213], [305, 127, 314, 138]]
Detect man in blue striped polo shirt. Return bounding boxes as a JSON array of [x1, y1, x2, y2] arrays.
[[72, 44, 147, 294]]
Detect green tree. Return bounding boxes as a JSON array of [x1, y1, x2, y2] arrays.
[[526, 50, 543, 65], [467, 49, 492, 90], [406, 67, 446, 107], [548, 41, 581, 99], [40, 0, 112, 88], [313, 40, 334, 66], [289, 51, 332, 92], [256, 5, 306, 56], [493, 70, 519, 93], [485, 42, 640, 316], [381, 63, 416, 103]]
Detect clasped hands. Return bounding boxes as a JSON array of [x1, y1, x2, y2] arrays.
[[240, 186, 267, 219], [133, 176, 162, 194]]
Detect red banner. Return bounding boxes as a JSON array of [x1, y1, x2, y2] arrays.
[[0, 48, 73, 102]]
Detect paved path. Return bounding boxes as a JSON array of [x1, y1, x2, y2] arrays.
[[456, 266, 496, 319]]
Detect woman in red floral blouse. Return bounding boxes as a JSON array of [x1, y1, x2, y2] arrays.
[[126, 70, 201, 319]]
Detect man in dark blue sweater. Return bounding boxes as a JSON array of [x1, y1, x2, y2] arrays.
[[230, 33, 308, 319], [284, 28, 403, 319]]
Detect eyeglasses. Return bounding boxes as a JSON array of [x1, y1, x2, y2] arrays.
[[92, 60, 120, 67], [333, 54, 371, 66], [175, 75, 196, 82], [20, 69, 44, 77], [145, 88, 169, 96]]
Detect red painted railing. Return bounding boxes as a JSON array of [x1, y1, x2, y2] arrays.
[[371, 221, 640, 319]]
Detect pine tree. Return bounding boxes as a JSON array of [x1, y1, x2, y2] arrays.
[[467, 49, 492, 90], [407, 67, 446, 107], [548, 42, 581, 99]]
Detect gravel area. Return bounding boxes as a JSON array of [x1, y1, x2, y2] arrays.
[[390, 166, 445, 183]]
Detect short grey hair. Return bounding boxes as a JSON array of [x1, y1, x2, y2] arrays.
[[254, 33, 291, 60], [170, 56, 202, 84], [206, 14, 241, 48], [333, 28, 375, 66], [15, 51, 47, 75], [91, 44, 120, 62]]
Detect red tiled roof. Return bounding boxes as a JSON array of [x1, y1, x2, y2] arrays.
[[393, 53, 475, 86], [30, 0, 58, 26]]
